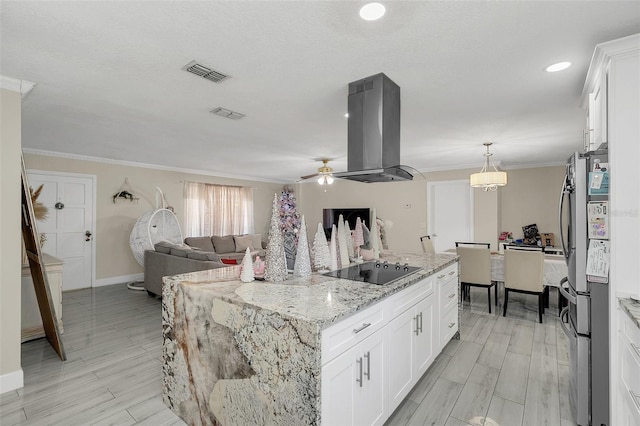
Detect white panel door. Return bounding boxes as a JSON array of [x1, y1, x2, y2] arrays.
[[387, 308, 415, 410], [27, 171, 94, 291], [355, 331, 387, 426], [427, 180, 473, 252], [321, 344, 358, 425], [413, 294, 435, 377]]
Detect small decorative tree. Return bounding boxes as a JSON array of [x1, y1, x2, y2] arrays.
[[329, 224, 338, 270], [345, 220, 355, 259], [265, 193, 288, 282], [278, 185, 301, 271], [293, 216, 312, 277], [312, 223, 331, 271], [353, 217, 365, 259], [337, 214, 350, 266], [240, 248, 254, 283], [370, 208, 380, 259]]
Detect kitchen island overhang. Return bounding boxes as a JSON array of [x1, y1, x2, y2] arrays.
[[162, 252, 458, 426]]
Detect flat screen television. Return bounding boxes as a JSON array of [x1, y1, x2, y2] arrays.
[[323, 208, 370, 239]]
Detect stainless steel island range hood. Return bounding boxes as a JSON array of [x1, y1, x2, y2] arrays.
[[334, 73, 413, 183]]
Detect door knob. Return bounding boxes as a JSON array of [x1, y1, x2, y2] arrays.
[[85, 230, 92, 241]]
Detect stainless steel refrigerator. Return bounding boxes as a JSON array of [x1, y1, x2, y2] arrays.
[[558, 148, 610, 426]]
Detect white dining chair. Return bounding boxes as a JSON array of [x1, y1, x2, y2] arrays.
[[456, 244, 496, 313], [503, 249, 547, 323], [420, 235, 435, 254]]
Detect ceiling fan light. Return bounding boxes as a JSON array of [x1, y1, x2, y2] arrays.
[[317, 176, 326, 185], [326, 175, 334, 185]]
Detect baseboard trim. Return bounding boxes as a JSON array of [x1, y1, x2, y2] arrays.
[[94, 273, 144, 287], [0, 369, 23, 394]]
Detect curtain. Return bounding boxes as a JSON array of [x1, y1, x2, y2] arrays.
[[184, 182, 254, 237]]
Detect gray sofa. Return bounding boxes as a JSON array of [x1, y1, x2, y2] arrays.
[[184, 234, 266, 262], [143, 248, 227, 297], [143, 234, 266, 297]]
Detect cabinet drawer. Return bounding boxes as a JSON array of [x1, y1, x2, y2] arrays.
[[440, 278, 458, 314], [322, 303, 385, 365], [386, 276, 434, 318], [440, 306, 458, 345], [621, 311, 640, 350], [620, 337, 640, 416], [435, 263, 458, 287]]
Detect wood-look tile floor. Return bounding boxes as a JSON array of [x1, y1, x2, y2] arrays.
[[0, 283, 575, 426], [386, 286, 577, 426]]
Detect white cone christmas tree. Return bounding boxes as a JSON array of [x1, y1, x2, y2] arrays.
[[293, 216, 312, 277], [370, 208, 380, 259], [345, 220, 355, 259], [337, 214, 350, 267], [240, 248, 255, 283], [312, 223, 331, 271], [265, 193, 288, 282], [330, 224, 338, 271], [353, 217, 365, 258]]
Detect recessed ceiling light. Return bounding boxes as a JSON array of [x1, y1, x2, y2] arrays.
[[545, 62, 571, 72], [360, 3, 386, 21]]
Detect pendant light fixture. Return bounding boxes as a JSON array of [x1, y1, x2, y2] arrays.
[[469, 142, 507, 191]]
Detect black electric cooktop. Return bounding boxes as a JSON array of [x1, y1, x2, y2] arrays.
[[323, 261, 422, 285]]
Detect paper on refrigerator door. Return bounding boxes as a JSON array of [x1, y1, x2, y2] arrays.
[[586, 239, 610, 279], [587, 201, 608, 239]]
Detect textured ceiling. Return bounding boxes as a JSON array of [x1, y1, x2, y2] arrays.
[[2, 1, 639, 182]]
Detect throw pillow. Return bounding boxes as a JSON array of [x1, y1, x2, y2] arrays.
[[155, 241, 183, 254], [187, 251, 222, 262], [212, 235, 235, 254], [220, 258, 237, 265], [184, 236, 215, 252], [234, 235, 255, 252], [170, 246, 193, 257], [250, 234, 263, 250]]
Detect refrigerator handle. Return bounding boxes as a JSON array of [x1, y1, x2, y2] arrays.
[[559, 306, 575, 339], [558, 172, 570, 261], [558, 277, 577, 305]]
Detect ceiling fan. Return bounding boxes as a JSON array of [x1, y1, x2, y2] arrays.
[[300, 159, 335, 191]]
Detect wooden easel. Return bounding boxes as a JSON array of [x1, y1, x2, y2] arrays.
[[20, 157, 66, 361]]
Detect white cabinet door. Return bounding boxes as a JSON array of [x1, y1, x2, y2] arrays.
[[414, 294, 435, 377], [322, 344, 358, 425], [588, 72, 608, 150], [355, 331, 387, 426], [387, 307, 416, 409]]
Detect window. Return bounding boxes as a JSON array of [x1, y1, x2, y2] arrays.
[[184, 182, 254, 237]]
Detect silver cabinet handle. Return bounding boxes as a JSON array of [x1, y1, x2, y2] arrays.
[[448, 322, 455, 328], [630, 390, 640, 412], [353, 323, 371, 334], [448, 293, 456, 299], [631, 343, 640, 359], [437, 274, 446, 279], [363, 351, 371, 381], [356, 357, 363, 387], [418, 312, 423, 333], [414, 316, 419, 336], [448, 271, 456, 276]]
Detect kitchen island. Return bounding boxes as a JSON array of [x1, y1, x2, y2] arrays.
[[162, 252, 458, 426]]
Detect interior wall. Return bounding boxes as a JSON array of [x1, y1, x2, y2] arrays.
[[500, 166, 565, 242], [24, 153, 283, 282], [297, 165, 564, 253], [0, 89, 23, 387]]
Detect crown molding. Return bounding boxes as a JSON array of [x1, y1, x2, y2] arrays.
[[580, 33, 640, 107], [0, 75, 36, 98], [22, 148, 288, 184], [418, 160, 565, 174]]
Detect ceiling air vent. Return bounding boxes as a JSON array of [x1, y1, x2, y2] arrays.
[[210, 107, 245, 120], [182, 60, 230, 83]]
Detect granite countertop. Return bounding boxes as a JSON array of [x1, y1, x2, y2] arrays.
[[163, 251, 458, 330], [619, 297, 640, 330]]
